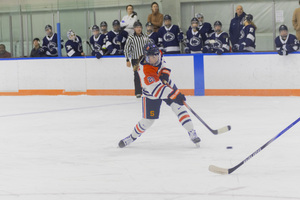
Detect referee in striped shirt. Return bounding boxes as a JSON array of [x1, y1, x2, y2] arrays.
[[124, 20, 149, 98]]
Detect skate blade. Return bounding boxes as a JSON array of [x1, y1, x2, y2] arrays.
[[195, 142, 200, 148]]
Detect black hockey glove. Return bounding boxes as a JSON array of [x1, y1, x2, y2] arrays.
[[286, 44, 297, 52], [184, 47, 190, 54], [49, 48, 57, 55], [95, 52, 102, 59], [216, 48, 224, 55], [278, 50, 288, 56], [160, 68, 171, 83], [202, 46, 209, 53], [238, 44, 245, 51], [168, 89, 186, 106], [232, 44, 239, 52]]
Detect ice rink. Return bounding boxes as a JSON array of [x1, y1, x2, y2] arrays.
[[0, 95, 300, 200]]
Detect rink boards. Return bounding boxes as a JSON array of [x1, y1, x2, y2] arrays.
[[204, 52, 300, 96], [0, 55, 195, 96], [0, 52, 299, 96]]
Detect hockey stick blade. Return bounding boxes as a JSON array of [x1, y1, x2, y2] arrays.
[[209, 165, 229, 175], [209, 117, 300, 175], [183, 101, 231, 135], [212, 125, 231, 135], [163, 81, 231, 135]]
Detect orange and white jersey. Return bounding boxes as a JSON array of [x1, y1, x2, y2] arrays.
[[138, 56, 174, 100]]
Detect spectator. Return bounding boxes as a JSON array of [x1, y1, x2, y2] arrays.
[[158, 15, 183, 54], [275, 25, 299, 56], [292, 1, 300, 40], [147, 2, 163, 32], [65, 29, 84, 57], [124, 21, 149, 98], [42, 25, 62, 57], [237, 14, 256, 52], [230, 5, 246, 52], [30, 38, 45, 57], [121, 5, 138, 36], [185, 18, 204, 54], [203, 21, 230, 55], [145, 22, 159, 45], [192, 13, 213, 42], [0, 44, 11, 58], [106, 20, 128, 55], [99, 21, 109, 55]]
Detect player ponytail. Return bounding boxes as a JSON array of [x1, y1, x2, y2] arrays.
[[138, 55, 144, 63], [250, 22, 257, 31]]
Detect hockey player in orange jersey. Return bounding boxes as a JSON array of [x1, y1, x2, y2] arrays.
[[119, 42, 201, 148]]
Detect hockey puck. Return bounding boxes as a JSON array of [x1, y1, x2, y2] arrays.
[[226, 146, 233, 149]]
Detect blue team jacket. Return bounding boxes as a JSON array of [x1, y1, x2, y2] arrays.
[[229, 12, 246, 46]]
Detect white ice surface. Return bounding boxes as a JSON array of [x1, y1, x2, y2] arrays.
[[0, 96, 300, 200]]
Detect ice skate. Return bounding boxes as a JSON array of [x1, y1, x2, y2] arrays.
[[188, 130, 201, 147], [118, 135, 136, 148]]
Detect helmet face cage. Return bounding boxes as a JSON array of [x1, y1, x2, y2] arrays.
[[146, 22, 153, 27], [279, 25, 288, 37], [144, 43, 161, 66], [163, 15, 172, 21], [164, 15, 172, 27], [92, 25, 99, 31], [113, 20, 120, 32], [100, 21, 107, 27], [195, 13, 204, 24], [67, 30, 76, 40], [279, 25, 288, 32], [112, 20, 120, 26], [214, 21, 222, 32], [45, 25, 52, 31], [145, 53, 161, 66], [146, 23, 154, 34], [100, 22, 108, 33], [214, 21, 222, 27], [191, 17, 199, 26], [244, 14, 253, 23], [92, 25, 100, 36], [195, 13, 203, 19], [45, 25, 53, 36]]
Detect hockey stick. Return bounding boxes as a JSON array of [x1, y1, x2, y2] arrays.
[[164, 81, 231, 135], [183, 101, 231, 135], [86, 41, 94, 51], [209, 117, 300, 175]]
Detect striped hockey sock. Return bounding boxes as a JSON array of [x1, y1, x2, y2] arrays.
[[131, 119, 155, 138], [171, 103, 194, 132], [178, 110, 194, 131]]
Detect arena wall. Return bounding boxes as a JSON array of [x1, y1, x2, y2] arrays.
[[0, 52, 299, 96]]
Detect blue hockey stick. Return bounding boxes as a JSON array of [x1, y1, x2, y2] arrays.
[[209, 117, 300, 175]]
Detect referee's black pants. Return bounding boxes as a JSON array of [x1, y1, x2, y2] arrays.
[[131, 59, 142, 95]]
